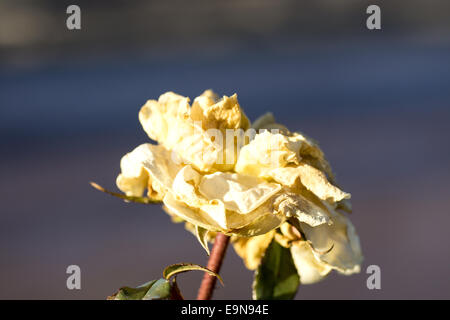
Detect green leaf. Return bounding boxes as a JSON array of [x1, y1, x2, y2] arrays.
[[109, 279, 183, 300], [90, 182, 161, 204], [163, 263, 223, 285], [142, 279, 173, 300], [253, 239, 299, 300], [108, 263, 223, 300], [109, 280, 158, 300], [195, 225, 210, 255]]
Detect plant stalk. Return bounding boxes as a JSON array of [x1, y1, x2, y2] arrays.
[[196, 232, 230, 300]]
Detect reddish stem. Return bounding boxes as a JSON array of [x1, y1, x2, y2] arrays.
[[196, 232, 230, 300]]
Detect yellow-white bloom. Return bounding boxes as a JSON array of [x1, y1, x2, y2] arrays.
[[115, 90, 362, 283]]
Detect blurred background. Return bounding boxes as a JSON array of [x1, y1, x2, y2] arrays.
[[1, 0, 450, 299]]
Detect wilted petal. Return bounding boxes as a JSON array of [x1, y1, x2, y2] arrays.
[[235, 131, 303, 177], [169, 165, 282, 231], [268, 164, 350, 202], [163, 192, 223, 231], [336, 198, 352, 213], [116, 143, 180, 198], [164, 188, 283, 234], [251, 112, 289, 133], [300, 211, 363, 274], [225, 201, 284, 235], [290, 241, 332, 284], [232, 230, 275, 270], [139, 93, 190, 146], [251, 112, 335, 182], [139, 91, 247, 172], [273, 192, 330, 227], [293, 132, 336, 183], [274, 223, 301, 247], [191, 91, 250, 131], [165, 166, 285, 233], [139, 93, 218, 172], [169, 166, 227, 228], [141, 146, 183, 192], [198, 171, 282, 214], [171, 165, 204, 206], [167, 163, 329, 234], [143, 108, 220, 171]]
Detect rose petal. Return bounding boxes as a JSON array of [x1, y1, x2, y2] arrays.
[[198, 171, 282, 214], [251, 112, 290, 133], [191, 91, 250, 131], [300, 211, 363, 274], [273, 192, 330, 227], [268, 164, 350, 202], [116, 143, 178, 198], [139, 91, 247, 172], [290, 241, 332, 284], [235, 131, 303, 177], [232, 230, 275, 270], [163, 192, 223, 231]]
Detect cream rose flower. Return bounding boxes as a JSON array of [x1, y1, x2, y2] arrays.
[[115, 90, 362, 284]]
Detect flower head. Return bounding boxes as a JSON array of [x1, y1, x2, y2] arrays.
[[116, 90, 362, 284]]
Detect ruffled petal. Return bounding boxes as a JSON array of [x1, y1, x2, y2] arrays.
[[167, 165, 284, 232], [251, 112, 289, 133], [229, 212, 284, 237], [300, 211, 363, 274], [198, 171, 281, 214], [116, 143, 180, 198], [191, 91, 250, 131], [140, 100, 220, 172], [235, 131, 303, 177], [163, 192, 223, 231], [273, 192, 330, 227], [139, 91, 249, 172], [290, 241, 332, 284], [139, 92, 191, 146], [250, 113, 335, 182], [163, 172, 285, 236], [268, 164, 350, 202], [293, 132, 335, 184], [225, 201, 284, 235], [141, 145, 183, 193]]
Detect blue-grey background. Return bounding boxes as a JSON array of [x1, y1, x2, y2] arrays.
[[1, 0, 450, 299]]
